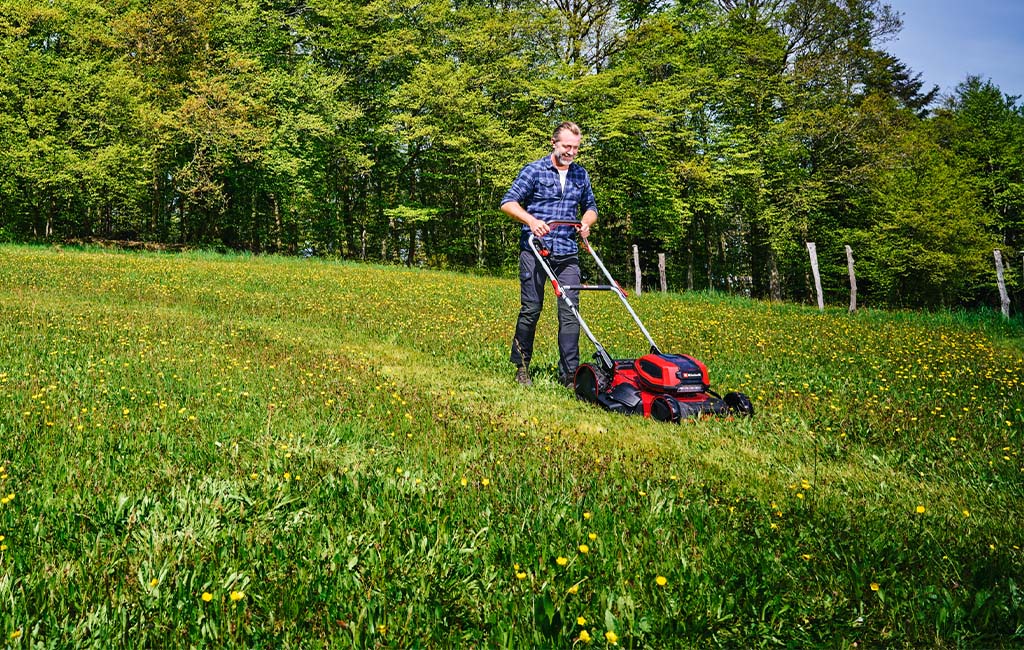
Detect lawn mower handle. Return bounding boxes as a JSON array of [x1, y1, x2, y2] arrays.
[[527, 221, 661, 373]]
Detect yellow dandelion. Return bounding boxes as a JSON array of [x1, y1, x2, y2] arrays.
[[916, 505, 926, 514], [588, 532, 597, 541], [583, 511, 592, 520], [481, 478, 490, 487], [655, 575, 667, 586], [556, 556, 568, 566], [567, 584, 579, 595], [377, 624, 387, 635], [605, 630, 618, 644], [11, 630, 22, 640], [962, 509, 970, 517], [229, 590, 245, 601], [460, 477, 468, 487], [870, 582, 880, 592], [578, 544, 589, 554], [201, 592, 213, 602], [149, 578, 158, 588], [516, 571, 527, 580], [579, 629, 592, 643], [577, 616, 587, 626]]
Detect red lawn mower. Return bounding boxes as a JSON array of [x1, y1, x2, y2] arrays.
[[530, 221, 754, 421]]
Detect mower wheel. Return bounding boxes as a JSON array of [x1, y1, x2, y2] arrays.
[[574, 364, 608, 403], [650, 396, 681, 423], [724, 391, 754, 417]]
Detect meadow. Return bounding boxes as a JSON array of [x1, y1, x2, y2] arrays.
[[0, 244, 1021, 648]]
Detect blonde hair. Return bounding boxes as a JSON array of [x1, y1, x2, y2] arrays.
[[552, 121, 581, 141]]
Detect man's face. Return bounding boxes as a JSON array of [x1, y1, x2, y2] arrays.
[[551, 131, 581, 168]]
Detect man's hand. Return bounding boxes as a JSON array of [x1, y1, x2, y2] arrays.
[[530, 217, 550, 237], [577, 222, 590, 238]]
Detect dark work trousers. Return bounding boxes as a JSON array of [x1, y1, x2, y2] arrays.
[[510, 250, 581, 380]]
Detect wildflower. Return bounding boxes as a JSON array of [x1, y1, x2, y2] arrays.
[[583, 511, 592, 520], [578, 544, 589, 554], [460, 477, 468, 486], [149, 578, 158, 588], [579, 629, 592, 643], [10, 630, 21, 640], [201, 592, 213, 602], [870, 583, 880, 592], [655, 576, 667, 587], [567, 584, 579, 594], [516, 571, 527, 580], [605, 630, 618, 644], [962, 509, 970, 517], [377, 624, 387, 635], [481, 478, 490, 487], [577, 616, 587, 626], [588, 532, 597, 541], [229, 590, 245, 602], [916, 505, 926, 514], [556, 556, 568, 566]]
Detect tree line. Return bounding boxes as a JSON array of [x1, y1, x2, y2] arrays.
[[1, 0, 1022, 309]]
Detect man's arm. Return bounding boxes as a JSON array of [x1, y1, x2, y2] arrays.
[[578, 209, 596, 238], [578, 169, 598, 237], [501, 201, 550, 237]]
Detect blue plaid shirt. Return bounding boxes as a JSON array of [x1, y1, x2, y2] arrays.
[[502, 156, 598, 256]]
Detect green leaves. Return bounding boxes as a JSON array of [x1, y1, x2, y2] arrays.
[[0, 0, 1022, 309]]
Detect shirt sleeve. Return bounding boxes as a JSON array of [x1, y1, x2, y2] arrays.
[[501, 164, 535, 208], [579, 169, 598, 216]]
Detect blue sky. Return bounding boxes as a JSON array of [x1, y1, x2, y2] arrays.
[[882, 0, 1024, 101]]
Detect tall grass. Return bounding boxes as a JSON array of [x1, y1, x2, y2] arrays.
[[0, 245, 1021, 647]]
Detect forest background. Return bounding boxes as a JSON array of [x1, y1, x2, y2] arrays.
[[1, 0, 1023, 311]]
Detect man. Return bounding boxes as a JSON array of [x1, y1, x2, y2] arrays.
[[501, 121, 598, 387]]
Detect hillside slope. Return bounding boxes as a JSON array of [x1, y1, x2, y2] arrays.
[[0, 246, 1021, 647]]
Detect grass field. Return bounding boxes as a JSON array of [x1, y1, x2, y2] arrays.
[[0, 244, 1022, 648]]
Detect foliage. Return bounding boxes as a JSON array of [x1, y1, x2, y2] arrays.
[[1, 0, 1023, 311], [0, 246, 1022, 646]]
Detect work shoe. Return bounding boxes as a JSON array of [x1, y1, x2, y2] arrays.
[[515, 367, 532, 387], [558, 373, 574, 388]]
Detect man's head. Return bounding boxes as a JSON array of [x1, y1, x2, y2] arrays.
[[550, 121, 582, 169]]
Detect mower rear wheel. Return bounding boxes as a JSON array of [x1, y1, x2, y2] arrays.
[[650, 396, 682, 423], [724, 391, 754, 417], [574, 364, 608, 403]]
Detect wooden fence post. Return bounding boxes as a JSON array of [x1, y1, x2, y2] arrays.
[[806, 242, 824, 311], [995, 249, 1010, 318], [632, 245, 642, 295], [845, 245, 857, 313], [658, 253, 667, 293]]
